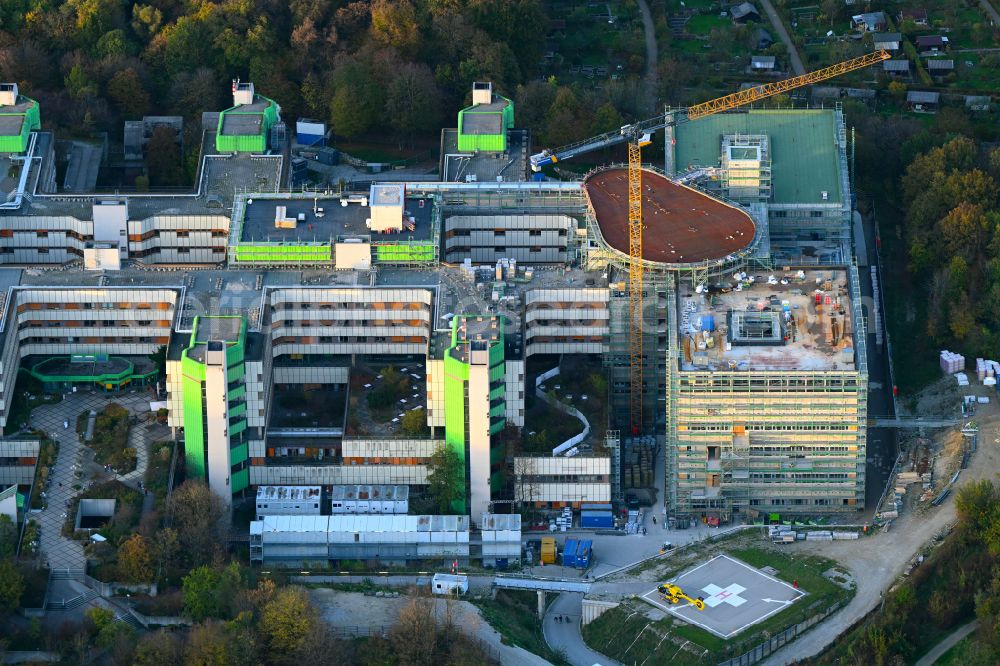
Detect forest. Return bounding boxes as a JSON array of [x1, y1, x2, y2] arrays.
[[0, 0, 645, 153]]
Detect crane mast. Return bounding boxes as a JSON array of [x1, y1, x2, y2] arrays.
[[532, 51, 890, 435]]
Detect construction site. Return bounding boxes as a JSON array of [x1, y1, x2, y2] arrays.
[[0, 52, 897, 566]]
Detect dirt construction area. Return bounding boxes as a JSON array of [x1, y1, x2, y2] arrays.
[[761, 374, 1000, 665], [642, 554, 804, 638]]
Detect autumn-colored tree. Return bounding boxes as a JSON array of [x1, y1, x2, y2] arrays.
[[117, 533, 154, 583], [400, 407, 429, 436], [133, 629, 182, 666], [260, 587, 316, 656], [371, 0, 421, 57], [108, 68, 150, 118], [389, 598, 438, 666], [183, 621, 232, 666], [167, 481, 226, 566]]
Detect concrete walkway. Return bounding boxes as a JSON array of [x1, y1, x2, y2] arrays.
[[544, 593, 623, 666], [29, 392, 152, 596], [914, 620, 978, 666], [759, 0, 805, 75], [636, 0, 659, 112]]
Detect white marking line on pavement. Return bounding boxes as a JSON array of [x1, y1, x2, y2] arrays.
[[669, 554, 722, 583], [720, 554, 805, 598]]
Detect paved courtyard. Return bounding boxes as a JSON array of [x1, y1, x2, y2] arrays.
[[29, 391, 153, 578], [641, 554, 804, 639]]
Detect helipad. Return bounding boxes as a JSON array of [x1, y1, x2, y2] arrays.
[[641, 554, 804, 639]]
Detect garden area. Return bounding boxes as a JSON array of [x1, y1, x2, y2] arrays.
[[83, 403, 135, 473], [346, 365, 428, 436], [28, 433, 58, 511], [65, 480, 143, 543], [522, 355, 609, 454]]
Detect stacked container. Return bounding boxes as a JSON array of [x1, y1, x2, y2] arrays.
[[940, 350, 965, 373]]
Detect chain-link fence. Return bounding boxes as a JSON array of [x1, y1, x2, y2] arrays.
[[717, 601, 845, 666]]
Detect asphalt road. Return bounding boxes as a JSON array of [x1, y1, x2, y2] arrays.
[[979, 0, 1000, 25], [758, 0, 806, 75], [914, 620, 978, 666], [636, 0, 659, 112], [544, 593, 624, 666]]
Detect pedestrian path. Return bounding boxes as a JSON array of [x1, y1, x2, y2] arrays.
[[30, 392, 152, 576]]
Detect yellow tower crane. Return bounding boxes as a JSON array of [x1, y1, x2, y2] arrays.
[[530, 50, 890, 434]]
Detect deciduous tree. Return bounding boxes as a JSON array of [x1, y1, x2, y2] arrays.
[[260, 587, 316, 656], [167, 481, 226, 566], [0, 560, 23, 614], [182, 563, 242, 622], [117, 533, 154, 583], [427, 444, 463, 513]]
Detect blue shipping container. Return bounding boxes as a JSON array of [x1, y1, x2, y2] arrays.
[[581, 503, 613, 511], [576, 540, 592, 568], [297, 133, 325, 147], [580, 511, 614, 529], [562, 539, 579, 567]]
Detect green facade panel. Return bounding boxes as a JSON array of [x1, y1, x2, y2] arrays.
[[457, 129, 506, 153], [0, 99, 39, 154], [374, 242, 436, 264], [180, 316, 249, 498], [215, 95, 279, 153], [233, 243, 332, 264], [456, 94, 514, 153], [443, 352, 469, 514], [231, 468, 249, 494]]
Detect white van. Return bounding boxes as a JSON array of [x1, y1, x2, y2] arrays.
[[431, 573, 468, 596]]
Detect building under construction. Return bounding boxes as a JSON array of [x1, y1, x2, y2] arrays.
[[578, 108, 868, 520]]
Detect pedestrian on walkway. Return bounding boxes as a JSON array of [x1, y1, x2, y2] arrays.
[[652, 516, 656, 525]]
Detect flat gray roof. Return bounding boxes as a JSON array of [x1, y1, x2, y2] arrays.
[[371, 183, 404, 206], [221, 113, 263, 136], [461, 112, 504, 136], [0, 115, 23, 136], [194, 316, 243, 343], [239, 197, 433, 243]]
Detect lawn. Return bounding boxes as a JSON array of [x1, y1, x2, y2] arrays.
[[585, 543, 854, 664], [687, 14, 728, 36], [471, 589, 570, 666]]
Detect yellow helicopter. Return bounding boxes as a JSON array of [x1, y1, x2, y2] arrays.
[[657, 583, 706, 611]]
